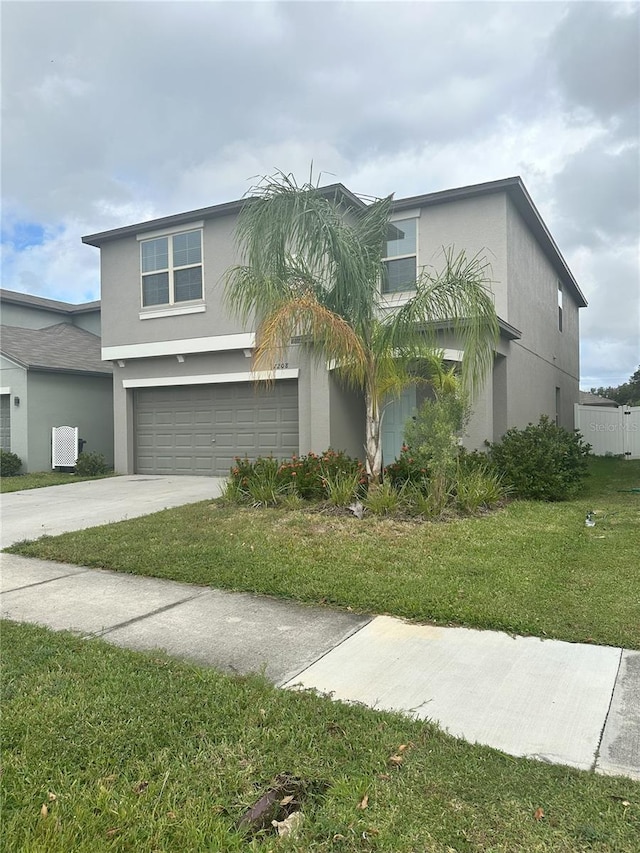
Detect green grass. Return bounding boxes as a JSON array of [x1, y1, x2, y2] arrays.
[[0, 471, 114, 493], [2, 620, 639, 852], [6, 458, 640, 649]]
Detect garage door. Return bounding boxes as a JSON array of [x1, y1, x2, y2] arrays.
[[0, 395, 10, 451], [134, 381, 299, 476]]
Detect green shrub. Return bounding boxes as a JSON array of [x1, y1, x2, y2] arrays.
[[75, 452, 110, 477], [384, 445, 429, 490], [404, 389, 470, 472], [0, 449, 22, 477], [489, 416, 591, 501]]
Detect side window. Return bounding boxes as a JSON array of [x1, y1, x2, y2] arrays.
[[382, 218, 417, 294], [558, 282, 563, 332], [141, 230, 203, 307]]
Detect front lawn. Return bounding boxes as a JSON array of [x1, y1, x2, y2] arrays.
[[0, 471, 114, 493], [2, 621, 638, 852], [6, 458, 640, 649]]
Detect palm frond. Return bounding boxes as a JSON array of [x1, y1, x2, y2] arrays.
[[252, 294, 369, 389], [382, 248, 499, 397]]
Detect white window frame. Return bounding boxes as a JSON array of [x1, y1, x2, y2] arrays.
[[382, 215, 419, 295], [138, 224, 204, 309], [558, 282, 563, 332]]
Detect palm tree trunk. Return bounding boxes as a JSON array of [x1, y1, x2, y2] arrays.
[[364, 389, 383, 483]]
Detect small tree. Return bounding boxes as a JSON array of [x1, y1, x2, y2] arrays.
[[225, 170, 499, 483], [403, 378, 470, 506]]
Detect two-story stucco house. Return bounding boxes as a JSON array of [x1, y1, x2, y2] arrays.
[[0, 290, 114, 472], [82, 177, 586, 477]]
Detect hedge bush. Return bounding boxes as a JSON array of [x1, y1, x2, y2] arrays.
[[75, 452, 110, 477], [490, 415, 591, 501], [0, 449, 22, 477]]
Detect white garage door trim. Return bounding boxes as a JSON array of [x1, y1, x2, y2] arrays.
[[123, 368, 298, 389]]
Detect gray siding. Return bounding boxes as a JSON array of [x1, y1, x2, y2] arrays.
[[71, 310, 101, 335], [415, 193, 509, 319], [0, 394, 10, 451], [329, 375, 365, 460], [0, 301, 101, 334], [26, 372, 114, 472], [0, 302, 64, 330], [0, 358, 28, 466], [506, 198, 579, 431], [100, 213, 245, 350]]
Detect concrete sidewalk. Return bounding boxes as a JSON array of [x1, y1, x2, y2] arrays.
[[2, 552, 638, 782]]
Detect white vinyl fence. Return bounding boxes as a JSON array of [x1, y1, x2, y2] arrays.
[[574, 405, 640, 459]]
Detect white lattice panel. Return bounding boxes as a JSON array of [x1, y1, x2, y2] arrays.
[[52, 426, 79, 467]]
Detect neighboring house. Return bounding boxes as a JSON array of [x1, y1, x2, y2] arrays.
[[578, 391, 619, 408], [0, 290, 113, 472], [82, 176, 586, 477]]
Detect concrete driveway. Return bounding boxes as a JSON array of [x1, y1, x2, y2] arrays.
[[0, 475, 225, 548]]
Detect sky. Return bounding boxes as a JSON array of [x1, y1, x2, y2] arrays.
[[1, 0, 638, 390]]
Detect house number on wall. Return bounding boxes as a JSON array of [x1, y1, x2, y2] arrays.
[[273, 363, 289, 370]]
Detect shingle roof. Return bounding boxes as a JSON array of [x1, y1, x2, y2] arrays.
[[0, 324, 112, 375], [579, 391, 618, 407], [0, 288, 100, 314]]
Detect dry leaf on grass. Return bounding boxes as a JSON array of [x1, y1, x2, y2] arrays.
[[388, 754, 404, 766], [48, 791, 57, 801], [133, 780, 149, 795], [272, 811, 304, 838], [534, 807, 544, 821], [358, 794, 369, 810], [40, 804, 48, 818]]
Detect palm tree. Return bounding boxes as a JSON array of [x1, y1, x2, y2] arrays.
[[225, 171, 499, 482]]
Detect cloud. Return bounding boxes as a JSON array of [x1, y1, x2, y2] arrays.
[[1, 0, 638, 388], [548, 1, 639, 136]]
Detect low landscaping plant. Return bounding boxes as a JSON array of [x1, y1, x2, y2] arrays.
[[490, 415, 591, 501], [0, 449, 22, 477], [383, 445, 429, 491], [363, 479, 402, 516], [74, 451, 110, 477], [227, 449, 366, 506], [454, 463, 509, 513], [323, 468, 363, 507]]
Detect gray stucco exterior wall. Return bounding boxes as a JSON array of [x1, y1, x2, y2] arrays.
[[100, 213, 244, 351], [26, 372, 114, 472], [505, 198, 580, 431]]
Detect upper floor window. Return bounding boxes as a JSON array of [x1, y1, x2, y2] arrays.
[[141, 229, 203, 307], [558, 282, 563, 332], [382, 218, 417, 294]]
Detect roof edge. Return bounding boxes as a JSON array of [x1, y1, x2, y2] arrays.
[[394, 177, 587, 308], [0, 288, 100, 313], [82, 182, 366, 247]]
